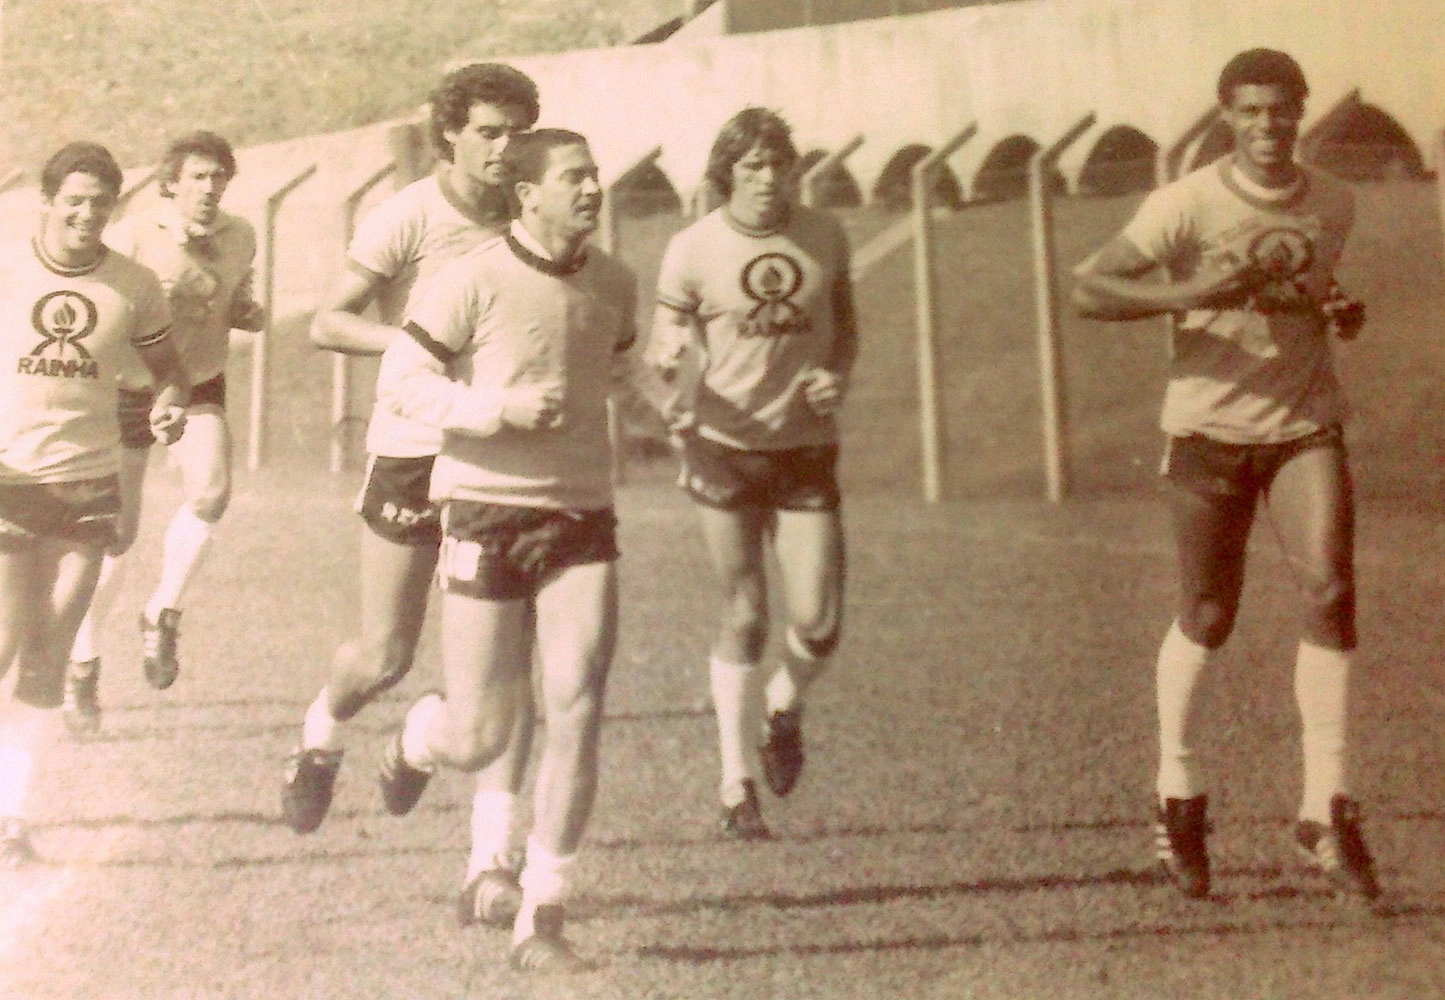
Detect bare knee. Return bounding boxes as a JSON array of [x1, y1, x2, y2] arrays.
[[719, 593, 768, 663], [330, 635, 418, 720], [443, 710, 514, 771], [1177, 598, 1237, 650], [1300, 575, 1356, 650], [190, 487, 229, 524]]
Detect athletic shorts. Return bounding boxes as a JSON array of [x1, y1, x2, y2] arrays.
[[118, 374, 227, 450], [437, 501, 618, 602], [0, 476, 121, 549], [354, 454, 441, 547], [1160, 425, 1344, 500], [678, 432, 841, 512]]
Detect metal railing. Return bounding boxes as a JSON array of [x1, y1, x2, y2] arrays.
[[248, 163, 317, 470], [910, 123, 977, 503], [1030, 112, 1095, 504]]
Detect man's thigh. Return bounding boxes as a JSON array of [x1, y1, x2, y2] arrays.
[[1262, 439, 1354, 584], [171, 408, 231, 504], [439, 590, 534, 730], [533, 560, 619, 711]]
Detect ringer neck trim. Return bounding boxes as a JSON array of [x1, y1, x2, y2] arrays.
[[33, 238, 107, 277]]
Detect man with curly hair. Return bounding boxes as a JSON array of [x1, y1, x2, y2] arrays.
[[283, 63, 543, 932]]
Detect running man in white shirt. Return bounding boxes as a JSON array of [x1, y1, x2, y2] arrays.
[[374, 128, 636, 972], [64, 131, 262, 733], [282, 63, 542, 931], [1, 142, 188, 866], [1073, 48, 1378, 904], [648, 108, 858, 839]]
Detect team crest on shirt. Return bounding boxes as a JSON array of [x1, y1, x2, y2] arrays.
[[739, 253, 811, 338], [20, 291, 101, 378], [1247, 226, 1315, 312]]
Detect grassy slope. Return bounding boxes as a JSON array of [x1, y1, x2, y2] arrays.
[[0, 0, 679, 172]]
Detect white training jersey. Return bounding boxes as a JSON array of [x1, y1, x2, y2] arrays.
[[0, 240, 172, 484], [107, 207, 257, 387], [1123, 159, 1355, 444], [403, 231, 637, 510], [350, 173, 510, 458], [655, 206, 852, 451]]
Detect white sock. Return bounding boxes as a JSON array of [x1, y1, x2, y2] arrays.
[[71, 553, 124, 663], [400, 694, 442, 771], [147, 507, 212, 618], [0, 747, 35, 820], [1156, 620, 1212, 802], [710, 657, 759, 806], [1295, 640, 1349, 824], [0, 705, 62, 820], [513, 836, 574, 944], [301, 688, 341, 752], [467, 789, 518, 880], [765, 661, 801, 717]]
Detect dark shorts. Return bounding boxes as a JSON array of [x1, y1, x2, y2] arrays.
[[354, 454, 442, 547], [118, 374, 227, 450], [438, 501, 618, 602], [678, 432, 841, 512], [1161, 425, 1344, 501], [0, 476, 121, 549]]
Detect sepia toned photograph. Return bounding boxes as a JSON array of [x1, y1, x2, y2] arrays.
[[0, 1, 1441, 997]]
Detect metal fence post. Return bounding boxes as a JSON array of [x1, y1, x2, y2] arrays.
[[597, 146, 665, 487], [801, 135, 864, 208], [1030, 112, 1096, 504], [910, 123, 976, 503], [250, 163, 317, 470]]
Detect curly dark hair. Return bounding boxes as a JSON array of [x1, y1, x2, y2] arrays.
[[40, 141, 122, 200], [704, 107, 798, 200], [429, 63, 541, 162], [157, 131, 237, 198], [1217, 48, 1309, 107]]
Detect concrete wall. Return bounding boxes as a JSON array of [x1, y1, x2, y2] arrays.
[[454, 0, 1442, 203], [721, 0, 1024, 34]]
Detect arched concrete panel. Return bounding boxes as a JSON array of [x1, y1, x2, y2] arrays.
[[610, 160, 684, 218], [1301, 92, 1426, 181], [1069, 124, 1158, 197], [1180, 119, 1233, 177], [970, 134, 1050, 202], [798, 149, 863, 208], [872, 144, 964, 210]]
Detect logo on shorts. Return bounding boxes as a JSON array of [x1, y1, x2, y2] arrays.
[[22, 291, 100, 378], [739, 253, 811, 338]]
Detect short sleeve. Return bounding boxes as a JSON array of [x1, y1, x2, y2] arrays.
[[348, 186, 422, 280], [1120, 183, 1191, 267], [129, 267, 174, 349]]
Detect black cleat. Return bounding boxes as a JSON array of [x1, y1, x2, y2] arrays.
[[281, 748, 344, 834], [378, 731, 431, 816], [141, 608, 182, 690], [720, 779, 772, 841], [508, 905, 592, 973], [0, 818, 37, 870], [1155, 795, 1211, 899], [759, 707, 804, 797], [1295, 795, 1381, 903], [456, 867, 523, 928], [62, 659, 103, 737]]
